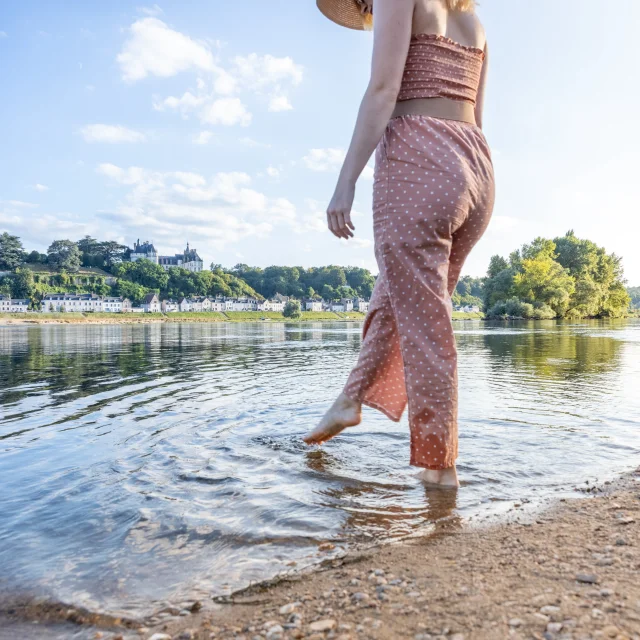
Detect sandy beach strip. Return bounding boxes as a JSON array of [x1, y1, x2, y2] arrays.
[[3, 469, 639, 640]]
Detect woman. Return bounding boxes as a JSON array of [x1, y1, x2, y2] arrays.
[[304, 0, 495, 489]]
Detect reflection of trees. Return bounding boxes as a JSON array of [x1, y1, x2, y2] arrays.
[[304, 448, 460, 541], [479, 320, 624, 380], [0, 323, 363, 422]]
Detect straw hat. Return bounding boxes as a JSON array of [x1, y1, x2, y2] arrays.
[[316, 0, 370, 31]]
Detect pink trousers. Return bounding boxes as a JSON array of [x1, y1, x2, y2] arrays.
[[344, 115, 495, 470]]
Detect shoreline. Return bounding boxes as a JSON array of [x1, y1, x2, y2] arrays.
[[0, 311, 484, 326], [2, 469, 638, 640]]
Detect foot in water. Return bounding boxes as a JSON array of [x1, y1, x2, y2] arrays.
[[304, 393, 362, 445], [417, 466, 459, 488]]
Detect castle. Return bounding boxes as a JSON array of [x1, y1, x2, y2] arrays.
[[130, 240, 204, 273]]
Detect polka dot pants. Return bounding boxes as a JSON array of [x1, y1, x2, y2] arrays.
[[344, 115, 495, 470]]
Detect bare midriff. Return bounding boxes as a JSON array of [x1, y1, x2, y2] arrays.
[[391, 97, 476, 125]]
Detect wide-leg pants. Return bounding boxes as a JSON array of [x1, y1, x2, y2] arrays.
[[344, 115, 495, 470]]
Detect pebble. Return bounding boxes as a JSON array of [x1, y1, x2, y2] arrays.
[[278, 602, 300, 615], [178, 609, 191, 616], [576, 573, 599, 584], [508, 619, 523, 628], [308, 619, 337, 632], [351, 592, 369, 602], [148, 635, 172, 640], [318, 543, 335, 552], [450, 635, 465, 640], [547, 622, 563, 633], [265, 625, 284, 639]]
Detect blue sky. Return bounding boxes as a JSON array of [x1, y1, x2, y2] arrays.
[[1, 1, 639, 284]]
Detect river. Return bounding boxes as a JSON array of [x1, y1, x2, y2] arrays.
[[0, 319, 638, 620]]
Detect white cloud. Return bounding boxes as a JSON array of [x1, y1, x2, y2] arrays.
[[95, 163, 297, 248], [192, 130, 214, 145], [117, 18, 215, 83], [2, 200, 38, 209], [97, 163, 146, 185], [346, 238, 372, 249], [239, 137, 271, 149], [153, 90, 205, 116], [34, 184, 49, 192], [295, 199, 327, 234], [303, 148, 346, 172], [201, 97, 251, 127], [232, 53, 303, 88], [138, 4, 163, 16], [265, 167, 280, 178], [80, 124, 146, 143], [269, 96, 293, 112], [361, 165, 374, 181]]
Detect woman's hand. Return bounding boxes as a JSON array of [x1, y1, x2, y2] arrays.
[[327, 180, 356, 239]]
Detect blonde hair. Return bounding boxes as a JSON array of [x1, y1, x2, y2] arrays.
[[446, 0, 476, 10]]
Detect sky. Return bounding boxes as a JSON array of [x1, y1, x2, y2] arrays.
[[1, 1, 639, 284]]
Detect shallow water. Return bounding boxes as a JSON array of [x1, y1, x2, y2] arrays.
[[0, 319, 638, 618]]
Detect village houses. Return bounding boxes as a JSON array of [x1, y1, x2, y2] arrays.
[[0, 295, 29, 313], [41, 293, 132, 313]]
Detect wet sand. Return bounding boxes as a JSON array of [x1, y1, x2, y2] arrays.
[[3, 469, 639, 640]]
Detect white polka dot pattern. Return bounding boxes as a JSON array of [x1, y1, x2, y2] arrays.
[[344, 115, 495, 470]]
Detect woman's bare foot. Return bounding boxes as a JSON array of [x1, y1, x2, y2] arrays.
[[304, 393, 362, 445], [417, 466, 459, 488]]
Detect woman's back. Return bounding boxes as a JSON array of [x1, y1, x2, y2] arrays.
[[412, 0, 485, 50]]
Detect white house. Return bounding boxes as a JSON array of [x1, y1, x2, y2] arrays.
[[304, 300, 323, 312], [102, 297, 129, 313], [162, 300, 179, 313], [229, 297, 259, 311], [41, 293, 103, 313], [330, 302, 345, 313], [353, 298, 370, 313], [341, 298, 354, 312], [0, 296, 29, 313], [258, 299, 285, 312], [142, 293, 161, 313], [210, 299, 225, 312]]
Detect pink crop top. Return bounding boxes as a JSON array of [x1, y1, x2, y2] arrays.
[[398, 34, 485, 105]]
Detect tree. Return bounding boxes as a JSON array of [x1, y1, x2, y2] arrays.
[[11, 268, 35, 300], [98, 241, 128, 267], [0, 233, 25, 270], [116, 280, 148, 305], [48, 240, 82, 272], [487, 255, 509, 279], [111, 259, 169, 290], [283, 300, 302, 319], [26, 250, 46, 264]]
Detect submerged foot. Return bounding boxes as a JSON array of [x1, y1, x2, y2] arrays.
[[418, 466, 460, 489], [304, 393, 362, 445]]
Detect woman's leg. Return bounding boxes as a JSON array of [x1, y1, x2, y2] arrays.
[[304, 270, 407, 445]]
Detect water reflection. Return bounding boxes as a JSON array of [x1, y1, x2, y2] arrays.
[[0, 320, 638, 618]]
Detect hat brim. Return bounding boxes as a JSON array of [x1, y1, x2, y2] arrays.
[[316, 0, 367, 31]]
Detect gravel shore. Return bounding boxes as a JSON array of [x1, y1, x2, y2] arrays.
[[4, 468, 639, 640]]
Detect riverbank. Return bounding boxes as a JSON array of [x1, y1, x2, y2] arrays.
[[0, 311, 485, 326], [4, 469, 639, 640]]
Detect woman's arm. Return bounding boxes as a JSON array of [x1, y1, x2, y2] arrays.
[[474, 42, 489, 130], [326, 0, 414, 239]]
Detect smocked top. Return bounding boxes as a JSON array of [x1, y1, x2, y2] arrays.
[[398, 33, 485, 105]]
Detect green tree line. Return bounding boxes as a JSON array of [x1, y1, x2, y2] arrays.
[[229, 264, 376, 301], [483, 231, 631, 319]]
